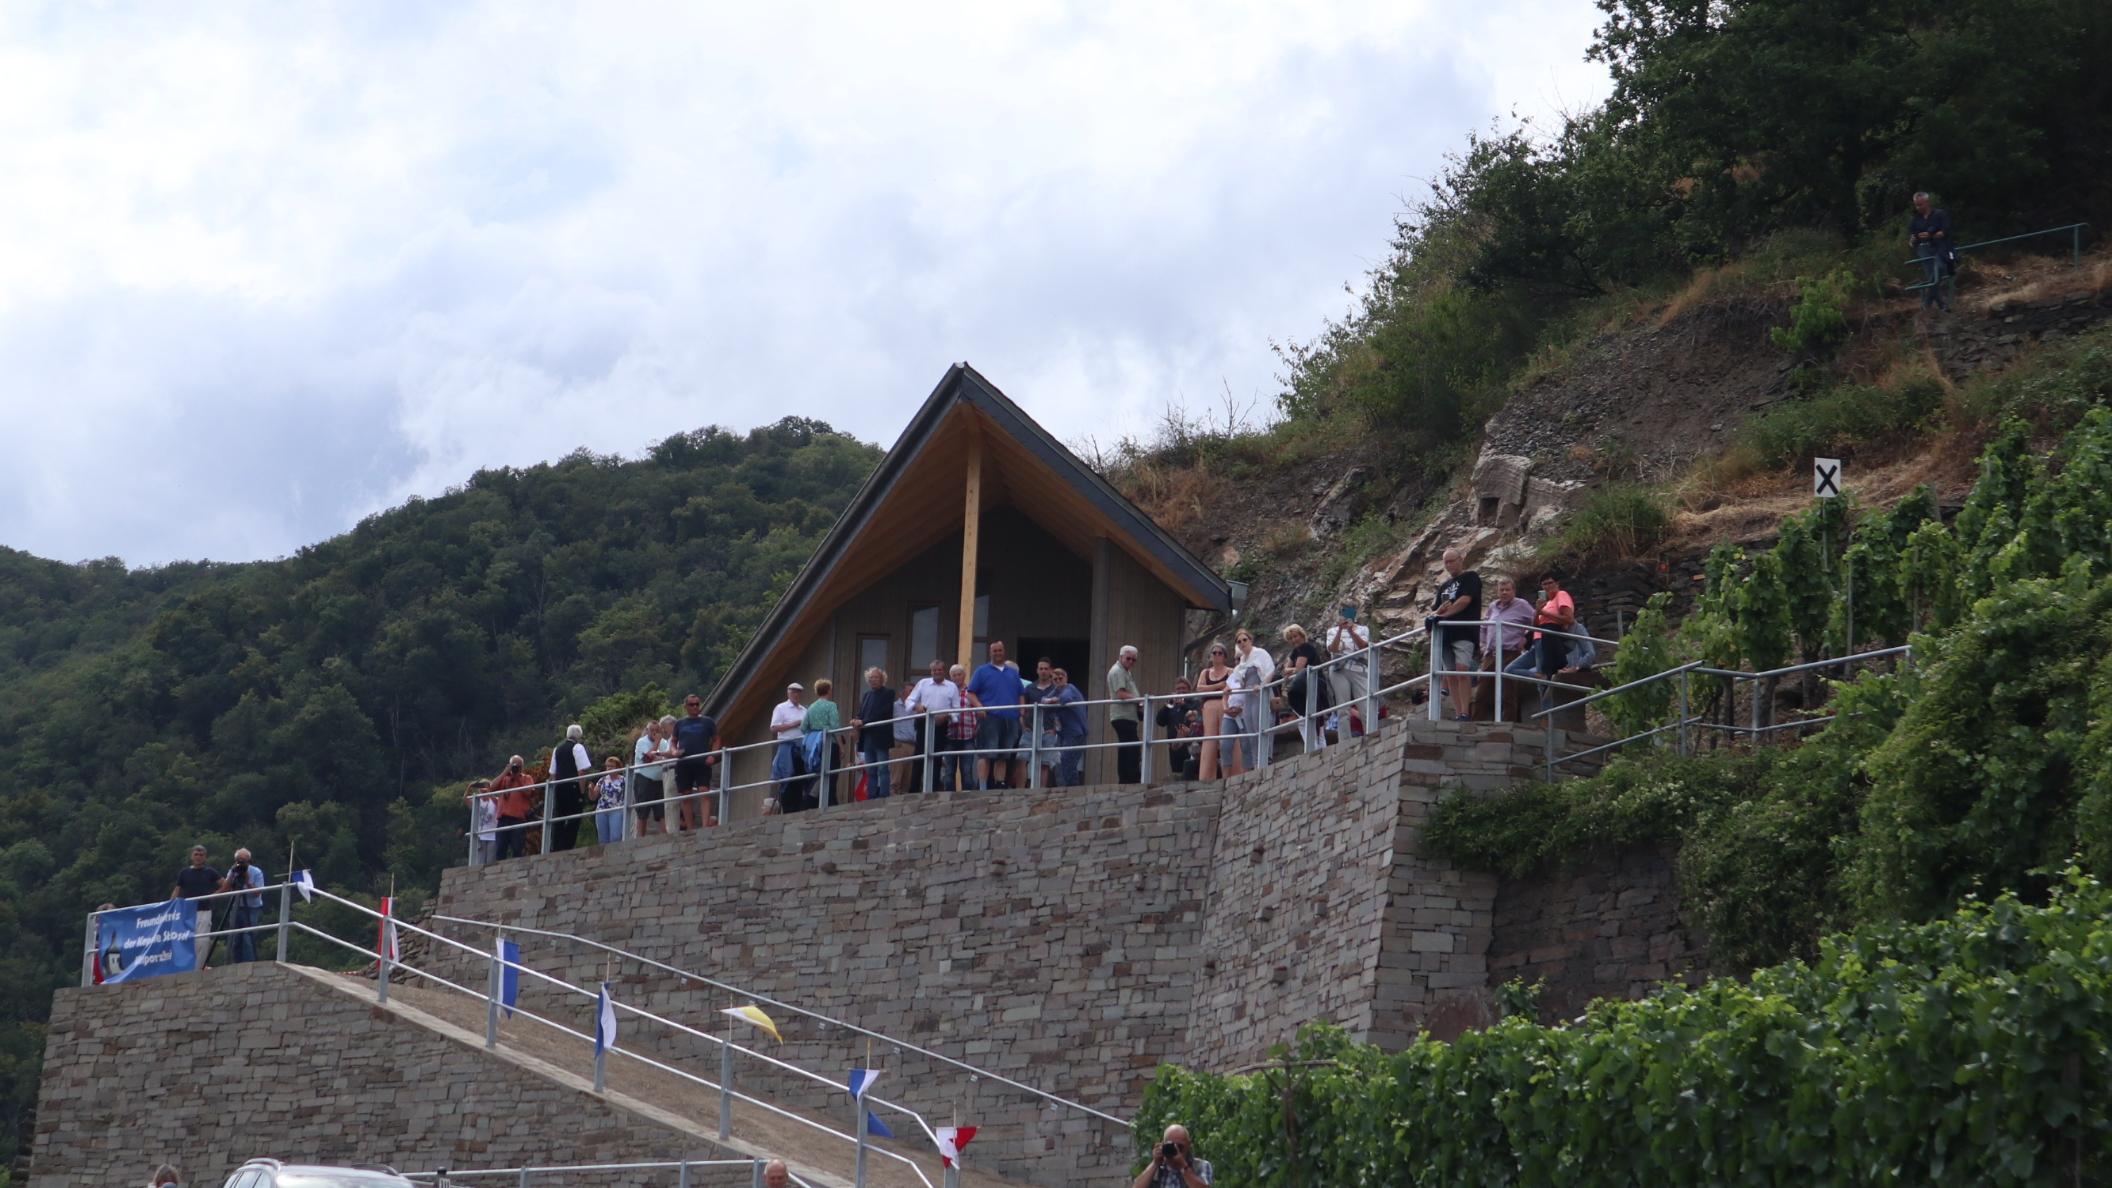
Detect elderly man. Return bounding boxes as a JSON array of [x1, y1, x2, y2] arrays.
[[1909, 191, 1954, 313], [761, 1160, 791, 1188], [221, 846, 266, 963], [1105, 645, 1145, 783], [1428, 547, 1482, 721], [1132, 1123, 1212, 1187], [488, 755, 537, 860], [547, 724, 593, 852], [906, 660, 960, 792], [769, 683, 808, 812], [1324, 605, 1371, 714]]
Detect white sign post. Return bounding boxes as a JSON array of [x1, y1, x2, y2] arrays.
[[1813, 457, 1842, 499]]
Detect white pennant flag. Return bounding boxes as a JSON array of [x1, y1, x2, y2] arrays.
[[595, 982, 618, 1054], [291, 869, 315, 903]]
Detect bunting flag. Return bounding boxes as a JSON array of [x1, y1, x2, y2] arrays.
[[595, 982, 618, 1054], [376, 896, 400, 963], [291, 869, 315, 903], [720, 1004, 782, 1043], [865, 1109, 894, 1139], [497, 937, 520, 1019], [933, 1126, 976, 1168], [848, 1068, 892, 1137]]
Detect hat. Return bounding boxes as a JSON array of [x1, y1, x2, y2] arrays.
[[787, 681, 805, 691]]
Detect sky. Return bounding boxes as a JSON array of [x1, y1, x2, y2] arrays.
[[0, 0, 1611, 567]]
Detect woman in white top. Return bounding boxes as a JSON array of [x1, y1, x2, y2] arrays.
[[1227, 629, 1275, 773]]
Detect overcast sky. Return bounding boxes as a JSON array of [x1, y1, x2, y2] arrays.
[[0, 1, 1609, 567]]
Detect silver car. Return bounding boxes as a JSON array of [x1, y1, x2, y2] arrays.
[[220, 1160, 416, 1188]]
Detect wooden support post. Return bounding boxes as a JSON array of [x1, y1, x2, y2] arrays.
[[957, 430, 983, 669]]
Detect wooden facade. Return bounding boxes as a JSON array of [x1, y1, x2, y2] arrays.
[[704, 364, 1235, 816]]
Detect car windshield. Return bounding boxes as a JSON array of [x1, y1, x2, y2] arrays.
[[278, 1176, 405, 1188]]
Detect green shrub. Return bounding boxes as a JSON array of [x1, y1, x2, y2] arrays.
[[1137, 874, 2112, 1186], [1542, 484, 1669, 562], [1736, 377, 1945, 468], [1767, 268, 1855, 357]]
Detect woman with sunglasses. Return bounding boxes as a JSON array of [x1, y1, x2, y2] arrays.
[[1193, 642, 1234, 780]]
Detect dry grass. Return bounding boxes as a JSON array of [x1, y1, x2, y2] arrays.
[[1655, 264, 1746, 329], [1970, 255, 2112, 313], [1113, 458, 1228, 541], [1669, 445, 1972, 547]]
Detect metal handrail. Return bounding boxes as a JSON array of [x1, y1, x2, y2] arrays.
[[430, 913, 1132, 1128], [82, 879, 947, 1188], [406, 1161, 818, 1188], [1903, 221, 2089, 290]]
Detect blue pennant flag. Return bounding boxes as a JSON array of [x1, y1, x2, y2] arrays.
[[848, 1068, 892, 1137], [865, 1109, 894, 1139], [498, 938, 520, 1018]]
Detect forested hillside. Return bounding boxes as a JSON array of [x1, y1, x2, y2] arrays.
[[0, 418, 878, 1157]]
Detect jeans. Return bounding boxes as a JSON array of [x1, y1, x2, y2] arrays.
[[495, 816, 526, 861], [595, 807, 624, 844], [1916, 242, 1950, 309], [1113, 718, 1142, 783], [227, 902, 260, 964], [941, 738, 981, 791], [860, 741, 892, 798], [1055, 739, 1085, 787]]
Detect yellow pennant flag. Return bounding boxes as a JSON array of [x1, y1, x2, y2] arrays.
[[721, 1004, 783, 1043]]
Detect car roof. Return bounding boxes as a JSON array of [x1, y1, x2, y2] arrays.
[[241, 1163, 411, 1184]]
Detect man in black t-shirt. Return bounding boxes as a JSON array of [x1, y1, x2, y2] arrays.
[[671, 694, 719, 830], [1428, 546, 1483, 722], [170, 845, 221, 968]]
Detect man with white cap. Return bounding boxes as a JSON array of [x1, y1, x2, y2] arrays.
[[769, 682, 808, 812]]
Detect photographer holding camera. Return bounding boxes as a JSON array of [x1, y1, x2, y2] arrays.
[[1132, 1123, 1211, 1187], [219, 847, 266, 964]]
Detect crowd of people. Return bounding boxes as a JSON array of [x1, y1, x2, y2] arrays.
[[1429, 548, 1599, 721], [456, 555, 1605, 862]]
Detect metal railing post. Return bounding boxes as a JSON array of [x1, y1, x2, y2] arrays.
[[1543, 699, 1556, 782], [276, 880, 291, 963], [1427, 629, 1441, 722], [717, 745, 731, 825], [718, 1038, 735, 1139], [1493, 631, 1505, 724], [677, 1160, 691, 1188], [377, 917, 393, 1005], [1749, 673, 1762, 737], [1303, 663, 1319, 751], [518, 1169, 529, 1188], [923, 711, 937, 795], [853, 1082, 871, 1188], [1140, 692, 1155, 784], [944, 1164, 961, 1188], [1677, 670, 1691, 758], [1363, 637, 1378, 736], [593, 1026, 607, 1093], [485, 934, 502, 1049], [81, 912, 96, 987], [468, 799, 482, 868], [817, 732, 832, 812], [750, 1161, 766, 1188], [541, 782, 553, 855], [1027, 704, 1042, 790], [1258, 679, 1273, 768]]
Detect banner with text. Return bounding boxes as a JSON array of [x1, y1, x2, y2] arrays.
[[98, 899, 199, 984]]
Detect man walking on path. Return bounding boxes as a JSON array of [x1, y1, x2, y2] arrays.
[[1910, 192, 1954, 312]]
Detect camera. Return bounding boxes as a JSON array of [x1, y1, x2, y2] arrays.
[[1161, 1142, 1179, 1162]]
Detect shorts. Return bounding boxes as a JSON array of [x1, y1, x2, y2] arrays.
[[674, 756, 712, 792], [632, 771, 664, 820], [1436, 635, 1477, 671], [976, 714, 1022, 755]]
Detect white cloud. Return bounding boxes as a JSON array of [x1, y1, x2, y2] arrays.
[[0, 0, 1609, 565]]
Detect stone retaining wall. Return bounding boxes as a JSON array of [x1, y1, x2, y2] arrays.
[[28, 963, 751, 1188], [1486, 846, 1709, 1023]]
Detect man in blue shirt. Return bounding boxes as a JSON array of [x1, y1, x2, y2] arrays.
[[1040, 668, 1089, 787], [1909, 192, 1954, 312], [222, 847, 267, 964], [966, 641, 1025, 789]]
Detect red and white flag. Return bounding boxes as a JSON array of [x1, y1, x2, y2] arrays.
[[933, 1126, 976, 1168], [377, 896, 400, 963]]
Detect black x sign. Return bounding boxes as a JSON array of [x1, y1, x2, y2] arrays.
[[1813, 458, 1841, 499]]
